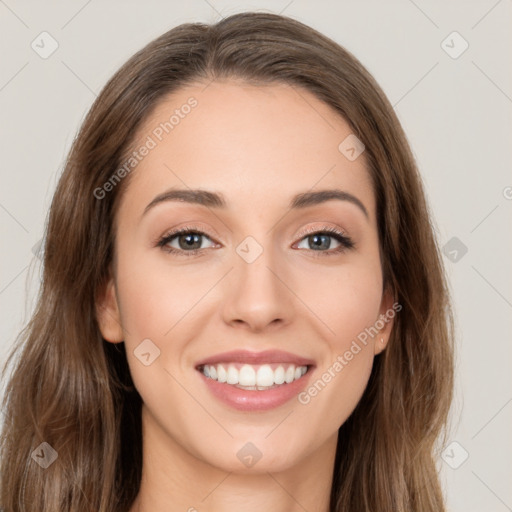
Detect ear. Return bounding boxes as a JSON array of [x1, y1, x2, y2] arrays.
[[373, 284, 397, 355], [96, 269, 124, 344]]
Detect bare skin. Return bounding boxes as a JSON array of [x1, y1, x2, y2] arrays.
[[97, 79, 395, 512]]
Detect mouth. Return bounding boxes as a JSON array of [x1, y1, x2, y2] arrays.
[[196, 362, 312, 390], [194, 350, 316, 411]]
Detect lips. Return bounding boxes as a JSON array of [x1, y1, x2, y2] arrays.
[[195, 349, 316, 368], [195, 349, 316, 411]]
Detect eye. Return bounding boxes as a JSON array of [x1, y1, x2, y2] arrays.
[[294, 227, 355, 257], [156, 225, 355, 257], [157, 226, 216, 256]]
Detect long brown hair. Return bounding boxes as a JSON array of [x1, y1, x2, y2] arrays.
[[0, 11, 454, 511]]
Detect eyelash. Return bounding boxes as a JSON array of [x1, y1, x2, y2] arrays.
[[156, 224, 355, 258]]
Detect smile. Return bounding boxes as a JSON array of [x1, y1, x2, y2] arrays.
[[199, 363, 309, 390], [195, 350, 316, 411]]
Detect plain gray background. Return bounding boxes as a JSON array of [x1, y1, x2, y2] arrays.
[[1, 1, 511, 510]]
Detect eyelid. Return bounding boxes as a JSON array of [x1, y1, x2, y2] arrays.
[[154, 223, 219, 246], [294, 223, 350, 239]]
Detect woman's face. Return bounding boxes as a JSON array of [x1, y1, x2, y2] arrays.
[[97, 80, 395, 474]]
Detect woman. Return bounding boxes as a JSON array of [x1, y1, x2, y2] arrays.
[[0, 11, 454, 512]]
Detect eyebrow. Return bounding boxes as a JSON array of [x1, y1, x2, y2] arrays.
[[143, 188, 369, 220]]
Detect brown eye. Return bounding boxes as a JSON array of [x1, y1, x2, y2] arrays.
[[174, 232, 204, 251]]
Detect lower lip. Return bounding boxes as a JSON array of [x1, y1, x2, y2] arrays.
[[197, 367, 314, 412]]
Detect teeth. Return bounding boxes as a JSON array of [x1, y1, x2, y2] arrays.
[[217, 364, 227, 383], [274, 366, 285, 385], [257, 365, 274, 387], [227, 365, 239, 385], [201, 363, 309, 388], [239, 365, 255, 386]]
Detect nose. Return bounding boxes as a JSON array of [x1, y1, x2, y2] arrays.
[[221, 241, 294, 333]]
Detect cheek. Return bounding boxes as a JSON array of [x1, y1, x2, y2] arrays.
[[113, 251, 205, 427], [299, 345, 374, 435], [294, 259, 383, 343], [113, 250, 220, 393], [292, 261, 381, 426], [114, 251, 205, 339]]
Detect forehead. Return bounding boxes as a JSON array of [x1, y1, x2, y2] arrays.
[[120, 79, 374, 221]]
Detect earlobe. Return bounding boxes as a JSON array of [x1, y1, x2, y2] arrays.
[[374, 285, 396, 355], [96, 273, 124, 344], [375, 337, 386, 356]]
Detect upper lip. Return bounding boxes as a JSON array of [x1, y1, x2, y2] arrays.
[[195, 349, 316, 368]]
